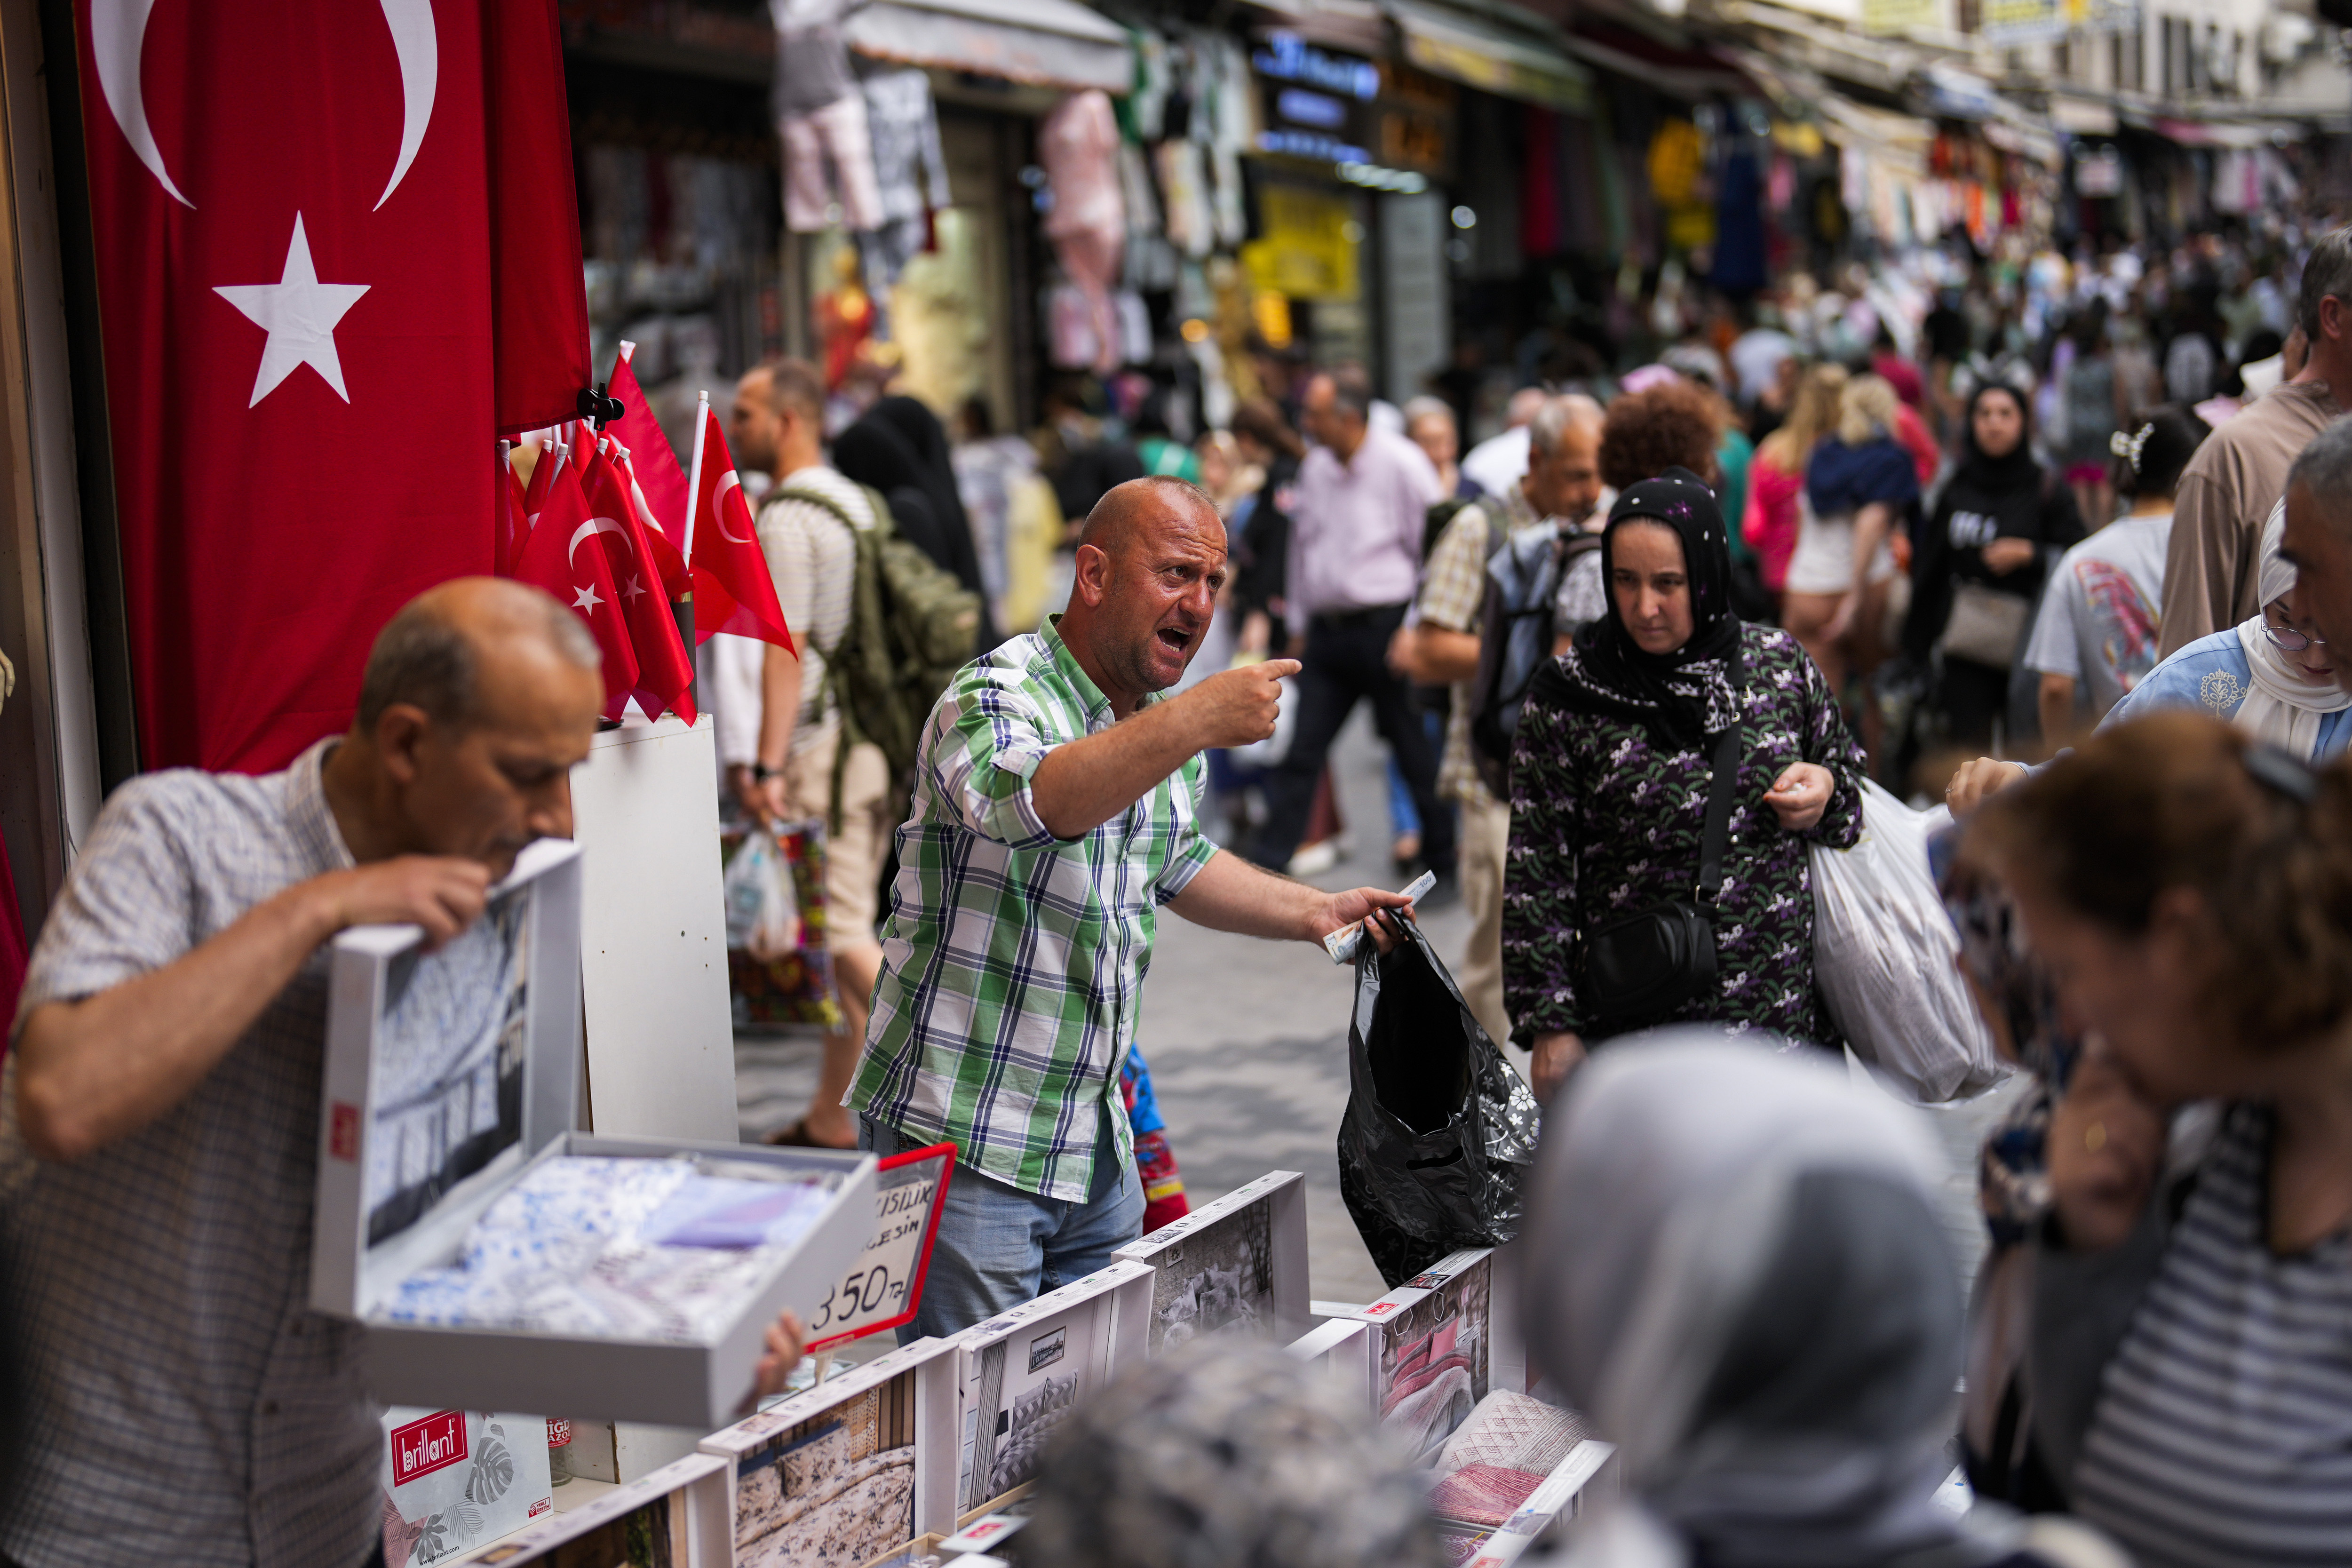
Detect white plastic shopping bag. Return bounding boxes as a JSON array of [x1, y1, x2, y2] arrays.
[[1811, 779, 2007, 1104], [721, 827, 802, 960]]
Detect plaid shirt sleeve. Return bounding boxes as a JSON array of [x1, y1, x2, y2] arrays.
[[1152, 757, 1220, 903], [925, 677, 1064, 851], [1418, 504, 1492, 634]]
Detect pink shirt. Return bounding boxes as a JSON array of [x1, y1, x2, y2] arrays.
[[1285, 426, 1446, 632]]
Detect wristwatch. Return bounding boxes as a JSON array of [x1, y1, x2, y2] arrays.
[[750, 762, 780, 782]]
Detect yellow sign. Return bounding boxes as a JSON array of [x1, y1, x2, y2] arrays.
[[1242, 186, 1361, 303], [1862, 0, 1939, 33]]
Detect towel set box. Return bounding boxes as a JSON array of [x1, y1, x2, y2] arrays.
[[308, 837, 877, 1429]]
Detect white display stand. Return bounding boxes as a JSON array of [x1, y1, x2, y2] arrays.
[[699, 1336, 962, 1568], [1286, 1316, 1377, 1410], [570, 713, 739, 1143], [1112, 1170, 1312, 1351]]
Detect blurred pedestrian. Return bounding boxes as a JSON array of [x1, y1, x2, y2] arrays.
[[1226, 398, 1303, 657], [2024, 405, 2209, 741], [1248, 368, 1456, 897], [1743, 362, 1843, 614], [2160, 226, 2350, 655], [1785, 374, 1920, 761], [1504, 471, 1865, 1100], [1903, 381, 2085, 753], [2059, 304, 2126, 528], [1461, 385, 1549, 497], [1404, 395, 1478, 500]]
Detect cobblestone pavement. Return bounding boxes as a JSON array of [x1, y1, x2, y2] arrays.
[[737, 708, 2024, 1316]]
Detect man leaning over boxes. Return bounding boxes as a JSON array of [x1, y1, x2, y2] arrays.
[[0, 581, 807, 1568]]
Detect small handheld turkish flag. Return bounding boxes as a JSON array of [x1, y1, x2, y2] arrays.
[[581, 450, 697, 724], [514, 458, 637, 712], [689, 406, 796, 653], [495, 445, 529, 578]]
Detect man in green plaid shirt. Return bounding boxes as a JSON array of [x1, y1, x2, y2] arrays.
[[849, 477, 1419, 1337]]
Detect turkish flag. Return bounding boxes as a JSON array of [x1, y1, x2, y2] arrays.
[[495, 444, 528, 578], [591, 437, 687, 601], [608, 346, 686, 541], [580, 448, 696, 724], [73, 0, 589, 772], [514, 459, 636, 711], [689, 407, 796, 653]]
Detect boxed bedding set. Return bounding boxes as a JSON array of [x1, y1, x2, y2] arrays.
[[1112, 1169, 1311, 1351], [309, 838, 876, 1428]]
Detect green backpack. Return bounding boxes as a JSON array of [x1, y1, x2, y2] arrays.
[[773, 485, 983, 824]]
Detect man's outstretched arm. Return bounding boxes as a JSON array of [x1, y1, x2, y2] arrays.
[[1166, 849, 1415, 947]]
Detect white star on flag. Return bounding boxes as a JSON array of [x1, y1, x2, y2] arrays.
[[621, 574, 646, 604], [573, 583, 604, 613], [214, 213, 370, 407]]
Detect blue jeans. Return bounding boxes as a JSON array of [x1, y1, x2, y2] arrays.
[[860, 1117, 1144, 1341]]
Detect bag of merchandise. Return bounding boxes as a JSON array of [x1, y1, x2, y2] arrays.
[[1810, 780, 2006, 1104], [1336, 915, 1544, 1287], [723, 823, 842, 1030], [722, 828, 800, 958]]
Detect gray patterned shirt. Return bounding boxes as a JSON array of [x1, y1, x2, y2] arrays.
[[0, 739, 382, 1568]]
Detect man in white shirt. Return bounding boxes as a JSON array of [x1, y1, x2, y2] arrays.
[[1250, 368, 1454, 892], [726, 358, 890, 1151]]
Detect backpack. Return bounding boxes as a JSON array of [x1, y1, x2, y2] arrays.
[[1467, 525, 1604, 800], [772, 485, 983, 826]]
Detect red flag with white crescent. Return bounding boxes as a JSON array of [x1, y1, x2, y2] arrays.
[[72, 0, 588, 771], [596, 437, 688, 601], [689, 406, 796, 653], [513, 459, 636, 711], [608, 347, 687, 543], [580, 447, 696, 724]]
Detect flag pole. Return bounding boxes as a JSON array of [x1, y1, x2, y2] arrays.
[[682, 389, 709, 570]]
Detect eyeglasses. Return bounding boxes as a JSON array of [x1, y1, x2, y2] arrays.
[[2263, 613, 2329, 652]]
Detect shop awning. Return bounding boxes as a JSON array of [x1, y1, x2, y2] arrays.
[[843, 0, 1133, 93], [2050, 95, 2118, 136], [1563, 26, 1756, 100], [1383, 0, 1593, 111]]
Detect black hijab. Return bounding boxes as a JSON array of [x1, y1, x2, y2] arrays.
[[1554, 467, 1745, 750], [833, 411, 998, 642], [1954, 382, 2040, 495]]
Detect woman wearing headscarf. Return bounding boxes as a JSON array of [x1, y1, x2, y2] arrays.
[[1783, 374, 1921, 762], [836, 396, 1001, 646], [1503, 470, 1867, 1101], [1947, 493, 2352, 812], [1904, 382, 2085, 753], [1521, 1034, 2124, 1568]]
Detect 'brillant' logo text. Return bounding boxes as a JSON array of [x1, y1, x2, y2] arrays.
[[389, 1410, 469, 1484]]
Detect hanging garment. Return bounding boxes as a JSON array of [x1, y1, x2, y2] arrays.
[[781, 93, 883, 232], [1041, 92, 1125, 375], [1154, 139, 1213, 257], [861, 68, 952, 224], [771, 0, 859, 114]]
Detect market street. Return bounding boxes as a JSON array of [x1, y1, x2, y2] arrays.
[[739, 708, 2024, 1311]]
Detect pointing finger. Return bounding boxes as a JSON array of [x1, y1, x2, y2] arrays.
[[1260, 659, 1302, 680]]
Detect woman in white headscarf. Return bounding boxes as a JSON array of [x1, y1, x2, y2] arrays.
[[1947, 496, 2351, 812], [1520, 1033, 2124, 1568]]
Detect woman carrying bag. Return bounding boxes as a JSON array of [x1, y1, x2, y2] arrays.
[[1904, 382, 2085, 752], [1503, 470, 1868, 1101]]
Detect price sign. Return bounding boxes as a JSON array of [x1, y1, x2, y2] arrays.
[[803, 1142, 955, 1351]]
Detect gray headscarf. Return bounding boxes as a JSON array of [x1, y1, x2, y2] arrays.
[[1023, 1339, 1443, 1568], [1522, 1034, 1981, 1568]]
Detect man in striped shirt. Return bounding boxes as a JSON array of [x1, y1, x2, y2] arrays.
[[850, 477, 1416, 1337]]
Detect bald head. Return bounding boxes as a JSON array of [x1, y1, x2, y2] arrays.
[[1529, 394, 1603, 460], [358, 577, 601, 737], [1079, 475, 1220, 560]]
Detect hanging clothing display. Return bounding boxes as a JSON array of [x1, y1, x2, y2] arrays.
[[1041, 90, 1126, 375], [862, 69, 952, 224], [781, 93, 884, 233], [1154, 139, 1213, 258]]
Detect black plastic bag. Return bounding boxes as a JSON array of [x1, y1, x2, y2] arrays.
[[1337, 916, 1545, 1287]]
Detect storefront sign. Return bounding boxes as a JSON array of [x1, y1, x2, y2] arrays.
[[1252, 33, 1381, 98], [1861, 0, 1941, 35], [1242, 185, 1364, 302], [1983, 0, 2139, 42], [803, 1143, 956, 1351]]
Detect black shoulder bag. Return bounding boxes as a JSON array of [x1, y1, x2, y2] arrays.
[[1573, 652, 1746, 1038]]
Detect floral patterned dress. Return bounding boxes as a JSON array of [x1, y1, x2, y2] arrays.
[[1502, 623, 1866, 1047]]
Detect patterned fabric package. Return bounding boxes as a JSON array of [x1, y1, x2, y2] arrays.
[[726, 822, 843, 1029], [378, 1409, 553, 1568]]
